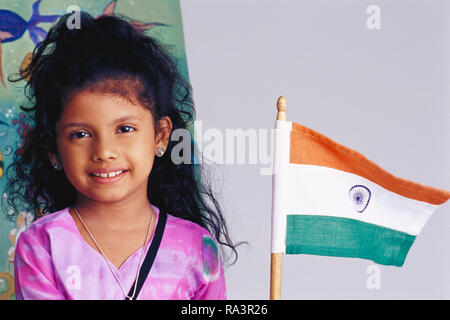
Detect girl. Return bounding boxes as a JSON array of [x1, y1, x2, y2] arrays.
[[5, 11, 238, 300]]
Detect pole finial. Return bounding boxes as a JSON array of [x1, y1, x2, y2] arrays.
[[276, 96, 287, 121]]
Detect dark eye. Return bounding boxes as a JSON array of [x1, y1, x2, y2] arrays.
[[349, 185, 371, 213], [118, 126, 135, 133], [70, 131, 90, 139]]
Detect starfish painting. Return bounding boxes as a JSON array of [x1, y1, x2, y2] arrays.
[[95, 0, 169, 32], [18, 0, 169, 84]]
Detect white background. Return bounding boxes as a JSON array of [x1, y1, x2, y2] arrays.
[[180, 0, 450, 299]]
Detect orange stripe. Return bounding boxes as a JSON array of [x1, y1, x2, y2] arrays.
[[290, 122, 450, 205]]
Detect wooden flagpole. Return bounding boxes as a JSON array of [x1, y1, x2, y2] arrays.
[[276, 96, 287, 122], [270, 96, 287, 300], [270, 252, 283, 299]]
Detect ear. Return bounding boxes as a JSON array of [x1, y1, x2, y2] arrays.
[[47, 152, 60, 167], [155, 116, 173, 150]]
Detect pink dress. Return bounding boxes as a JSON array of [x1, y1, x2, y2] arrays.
[[14, 205, 226, 300]]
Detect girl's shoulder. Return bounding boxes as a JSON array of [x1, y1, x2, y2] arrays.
[[18, 207, 72, 242], [165, 213, 212, 239], [164, 213, 223, 291], [164, 213, 218, 250]]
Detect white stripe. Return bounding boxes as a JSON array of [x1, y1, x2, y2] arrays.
[[280, 164, 437, 236], [271, 120, 292, 253]]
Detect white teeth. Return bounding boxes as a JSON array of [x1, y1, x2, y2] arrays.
[[92, 170, 124, 178]]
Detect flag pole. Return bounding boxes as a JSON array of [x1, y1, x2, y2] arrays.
[[270, 96, 287, 300], [276, 96, 287, 121], [270, 252, 283, 299]]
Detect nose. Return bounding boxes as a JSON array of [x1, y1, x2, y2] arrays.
[[91, 135, 117, 162]]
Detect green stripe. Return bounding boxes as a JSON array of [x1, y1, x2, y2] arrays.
[[286, 215, 416, 266]]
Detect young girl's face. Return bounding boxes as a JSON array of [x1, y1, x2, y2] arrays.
[[49, 89, 172, 205]]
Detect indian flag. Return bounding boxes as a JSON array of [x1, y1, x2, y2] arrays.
[[271, 120, 450, 267]]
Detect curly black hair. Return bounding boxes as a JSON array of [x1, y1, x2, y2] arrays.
[[3, 11, 240, 265]]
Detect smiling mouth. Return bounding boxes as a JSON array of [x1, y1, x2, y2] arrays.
[[89, 170, 128, 178], [89, 170, 128, 183]]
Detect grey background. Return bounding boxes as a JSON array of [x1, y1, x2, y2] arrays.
[[180, 0, 450, 299]]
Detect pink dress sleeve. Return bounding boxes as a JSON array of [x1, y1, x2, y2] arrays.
[[14, 230, 66, 300], [192, 234, 227, 300]]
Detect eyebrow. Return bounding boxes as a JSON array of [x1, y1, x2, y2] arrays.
[[61, 115, 142, 130]]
